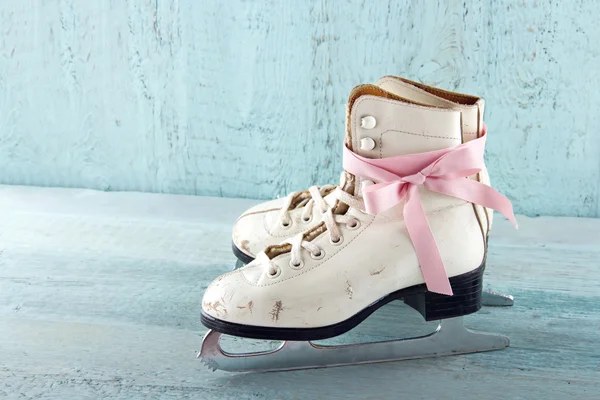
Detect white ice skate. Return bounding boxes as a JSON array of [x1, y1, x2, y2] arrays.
[[199, 84, 517, 372], [231, 76, 513, 307]]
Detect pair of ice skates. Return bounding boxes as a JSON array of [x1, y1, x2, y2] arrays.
[[199, 76, 517, 373]]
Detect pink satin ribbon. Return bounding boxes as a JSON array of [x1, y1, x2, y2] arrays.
[[343, 130, 517, 295]]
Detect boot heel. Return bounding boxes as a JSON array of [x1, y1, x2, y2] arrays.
[[404, 264, 484, 321]]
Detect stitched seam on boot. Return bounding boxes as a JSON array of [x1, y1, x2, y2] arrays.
[[381, 129, 459, 141], [378, 130, 459, 160], [376, 79, 479, 138], [240, 264, 264, 286], [377, 77, 457, 107], [377, 77, 481, 108], [351, 96, 459, 155], [239, 207, 279, 221]]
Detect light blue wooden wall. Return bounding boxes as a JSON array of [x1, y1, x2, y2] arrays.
[[0, 0, 599, 217]]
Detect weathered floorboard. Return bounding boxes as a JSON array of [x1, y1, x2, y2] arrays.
[[0, 185, 598, 399]]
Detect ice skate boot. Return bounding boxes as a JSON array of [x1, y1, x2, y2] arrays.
[[231, 76, 513, 307], [199, 84, 517, 372]]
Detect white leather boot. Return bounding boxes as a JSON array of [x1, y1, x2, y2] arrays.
[[232, 76, 490, 264], [200, 85, 517, 373]]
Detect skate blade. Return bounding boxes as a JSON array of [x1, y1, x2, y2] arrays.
[[482, 290, 514, 306], [197, 317, 509, 373], [233, 259, 246, 271]]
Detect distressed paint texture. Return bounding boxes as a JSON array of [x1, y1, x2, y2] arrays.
[[0, 0, 599, 217]]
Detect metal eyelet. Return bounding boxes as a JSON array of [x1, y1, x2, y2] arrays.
[[267, 266, 281, 279], [347, 219, 361, 230], [310, 249, 325, 260], [280, 220, 292, 228], [329, 236, 344, 246], [289, 259, 305, 270]]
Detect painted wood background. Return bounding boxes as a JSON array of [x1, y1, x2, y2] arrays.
[[1, 185, 599, 399], [0, 0, 599, 217]]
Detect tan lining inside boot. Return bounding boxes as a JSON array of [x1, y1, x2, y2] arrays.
[[383, 76, 481, 106]]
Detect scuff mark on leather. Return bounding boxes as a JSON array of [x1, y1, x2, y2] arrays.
[[269, 300, 283, 321], [240, 240, 250, 252], [370, 265, 386, 276], [236, 300, 254, 314], [345, 280, 353, 299], [203, 301, 227, 316]]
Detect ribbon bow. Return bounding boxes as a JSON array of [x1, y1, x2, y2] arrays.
[[343, 131, 517, 295]]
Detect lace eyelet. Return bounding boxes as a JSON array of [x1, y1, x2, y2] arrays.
[[302, 215, 312, 223], [289, 259, 305, 270], [347, 219, 361, 230], [280, 220, 292, 228], [267, 266, 281, 279], [329, 236, 344, 246], [310, 250, 325, 260]]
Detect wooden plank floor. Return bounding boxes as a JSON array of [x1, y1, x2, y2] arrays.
[[0, 185, 598, 399]]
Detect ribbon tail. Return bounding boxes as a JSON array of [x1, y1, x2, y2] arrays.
[[426, 178, 518, 228], [403, 186, 453, 296]]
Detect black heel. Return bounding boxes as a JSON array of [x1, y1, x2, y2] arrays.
[[403, 264, 484, 321]]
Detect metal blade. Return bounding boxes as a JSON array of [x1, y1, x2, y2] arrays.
[[233, 259, 246, 270], [482, 290, 514, 306], [198, 317, 509, 373]]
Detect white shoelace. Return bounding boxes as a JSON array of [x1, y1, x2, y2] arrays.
[[267, 187, 365, 276], [275, 184, 336, 229]]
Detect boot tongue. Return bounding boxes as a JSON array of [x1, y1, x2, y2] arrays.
[[376, 76, 485, 140], [339, 84, 414, 197]]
